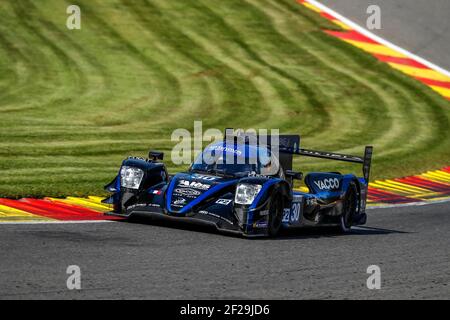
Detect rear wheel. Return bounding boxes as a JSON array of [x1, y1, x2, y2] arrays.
[[268, 193, 283, 237], [340, 182, 358, 233]]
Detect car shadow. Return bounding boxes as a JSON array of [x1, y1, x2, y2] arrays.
[[124, 216, 232, 237], [123, 216, 408, 240], [272, 225, 409, 241]]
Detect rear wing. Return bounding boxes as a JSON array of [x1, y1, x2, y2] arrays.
[[283, 146, 373, 183], [286, 145, 373, 215]]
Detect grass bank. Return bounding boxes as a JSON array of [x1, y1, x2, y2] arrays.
[[0, 0, 448, 198]]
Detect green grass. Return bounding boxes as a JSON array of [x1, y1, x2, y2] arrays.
[[0, 0, 449, 198]]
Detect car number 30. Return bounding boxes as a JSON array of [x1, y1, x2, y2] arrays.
[[283, 202, 302, 223]]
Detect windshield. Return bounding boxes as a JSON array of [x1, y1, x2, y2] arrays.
[[190, 144, 279, 177]]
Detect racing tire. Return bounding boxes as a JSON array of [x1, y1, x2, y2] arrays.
[[268, 193, 283, 237], [339, 181, 358, 233]]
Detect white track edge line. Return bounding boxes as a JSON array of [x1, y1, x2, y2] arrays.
[[306, 0, 450, 78], [367, 197, 450, 210]]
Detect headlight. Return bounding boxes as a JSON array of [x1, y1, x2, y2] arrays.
[[120, 166, 144, 189], [235, 184, 262, 205]]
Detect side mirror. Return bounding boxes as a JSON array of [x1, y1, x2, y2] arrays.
[[149, 150, 164, 161], [285, 170, 303, 180]]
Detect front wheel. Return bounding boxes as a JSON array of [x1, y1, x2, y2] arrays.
[[340, 182, 358, 233], [268, 193, 283, 237]]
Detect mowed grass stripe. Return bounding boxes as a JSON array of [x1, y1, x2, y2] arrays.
[[119, 0, 267, 128], [0, 0, 449, 198]]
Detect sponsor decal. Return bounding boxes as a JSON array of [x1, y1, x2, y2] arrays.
[[127, 156, 152, 163], [247, 172, 270, 178], [128, 203, 161, 209], [174, 188, 201, 197], [173, 198, 187, 205], [127, 203, 147, 210], [259, 210, 269, 216], [198, 210, 233, 225], [193, 174, 218, 181], [299, 149, 363, 162], [208, 145, 242, 155], [282, 208, 290, 223], [314, 178, 340, 190], [290, 202, 301, 223], [216, 199, 232, 206], [178, 180, 211, 190], [254, 220, 268, 228], [282, 200, 302, 224], [152, 190, 162, 195]]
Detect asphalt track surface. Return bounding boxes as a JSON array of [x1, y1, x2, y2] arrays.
[[0, 201, 449, 300], [321, 0, 450, 70], [1, 0, 450, 300]]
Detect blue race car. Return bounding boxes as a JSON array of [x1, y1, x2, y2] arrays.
[[103, 131, 373, 237]]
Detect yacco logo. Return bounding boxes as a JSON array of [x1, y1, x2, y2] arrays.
[[314, 178, 340, 190], [178, 180, 211, 190], [174, 188, 201, 197]]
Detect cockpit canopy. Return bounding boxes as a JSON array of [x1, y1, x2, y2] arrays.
[[190, 142, 282, 177]]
